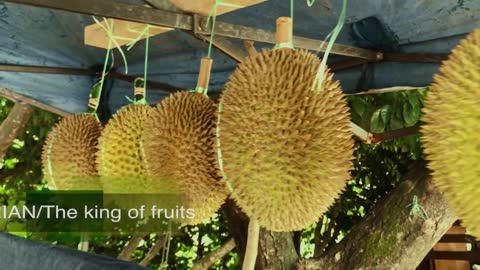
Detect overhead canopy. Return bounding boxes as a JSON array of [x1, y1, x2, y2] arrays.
[[0, 0, 478, 116]]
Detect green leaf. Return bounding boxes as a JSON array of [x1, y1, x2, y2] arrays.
[[403, 103, 421, 126], [408, 93, 419, 108], [390, 115, 404, 130], [370, 109, 386, 133], [351, 98, 368, 116]]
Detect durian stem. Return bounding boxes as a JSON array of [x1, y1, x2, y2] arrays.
[[243, 220, 260, 270]]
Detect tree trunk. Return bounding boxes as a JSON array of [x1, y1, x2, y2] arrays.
[[296, 162, 456, 270], [0, 102, 33, 160], [256, 230, 298, 270]]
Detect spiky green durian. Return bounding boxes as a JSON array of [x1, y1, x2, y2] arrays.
[[422, 28, 480, 236], [97, 104, 154, 193], [143, 91, 228, 225], [42, 114, 102, 190], [217, 48, 354, 232]]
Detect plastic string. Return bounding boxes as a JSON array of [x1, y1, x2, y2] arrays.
[[195, 1, 242, 95], [92, 17, 130, 74], [215, 98, 234, 193], [205, 0, 243, 59], [125, 25, 151, 105], [313, 0, 347, 91]]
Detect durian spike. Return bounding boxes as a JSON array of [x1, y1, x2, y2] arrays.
[[243, 220, 260, 270], [276, 17, 293, 45], [196, 57, 213, 92]]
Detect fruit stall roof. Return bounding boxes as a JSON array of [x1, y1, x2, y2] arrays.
[[0, 0, 479, 118]]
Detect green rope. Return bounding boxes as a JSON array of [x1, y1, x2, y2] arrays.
[[92, 17, 129, 74], [314, 0, 347, 91], [206, 0, 243, 58], [86, 40, 112, 121], [215, 98, 234, 193], [122, 24, 151, 104], [273, 42, 295, 50]]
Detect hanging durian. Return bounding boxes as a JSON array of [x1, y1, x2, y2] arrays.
[[217, 17, 354, 232], [97, 78, 154, 193], [421, 28, 480, 236], [143, 57, 228, 225], [42, 83, 103, 190]]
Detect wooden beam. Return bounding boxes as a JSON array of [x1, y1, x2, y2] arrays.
[[5, 0, 193, 29], [6, 0, 450, 62], [5, 0, 381, 60], [167, 0, 267, 16], [330, 58, 370, 71], [348, 86, 427, 96], [369, 125, 420, 144], [193, 17, 382, 60], [196, 35, 247, 62], [383, 52, 448, 63], [0, 88, 71, 116], [0, 63, 182, 93]]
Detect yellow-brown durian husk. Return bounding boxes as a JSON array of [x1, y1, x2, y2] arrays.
[[97, 104, 154, 193], [421, 28, 480, 236], [218, 48, 354, 232], [42, 114, 102, 190], [143, 92, 228, 225]]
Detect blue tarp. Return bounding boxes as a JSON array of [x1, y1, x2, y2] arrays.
[[0, 232, 150, 270], [0, 0, 478, 114]]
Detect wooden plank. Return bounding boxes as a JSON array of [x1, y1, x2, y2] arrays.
[[168, 0, 267, 16], [5, 0, 192, 30], [434, 226, 470, 270], [438, 234, 477, 244], [84, 18, 172, 49], [0, 88, 71, 117]]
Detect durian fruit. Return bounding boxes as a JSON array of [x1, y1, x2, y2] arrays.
[[143, 58, 228, 225], [421, 28, 480, 236], [96, 103, 154, 193], [217, 17, 354, 232], [42, 114, 102, 190]]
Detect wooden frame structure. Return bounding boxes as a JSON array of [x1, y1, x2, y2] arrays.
[[0, 0, 448, 143]]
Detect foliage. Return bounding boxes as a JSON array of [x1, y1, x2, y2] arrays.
[[303, 88, 427, 256]]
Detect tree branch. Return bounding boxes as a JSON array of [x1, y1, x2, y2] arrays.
[[117, 233, 147, 261], [0, 102, 33, 160], [297, 162, 456, 270], [139, 234, 166, 266], [192, 238, 236, 270]]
